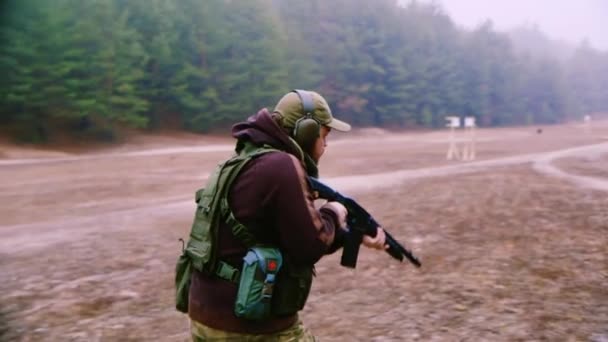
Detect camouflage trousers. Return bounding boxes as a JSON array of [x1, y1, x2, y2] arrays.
[[190, 319, 316, 342]]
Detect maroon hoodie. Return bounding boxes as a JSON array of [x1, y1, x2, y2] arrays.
[[188, 109, 342, 334]]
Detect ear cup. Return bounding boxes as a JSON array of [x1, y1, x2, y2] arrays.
[[291, 89, 320, 151], [293, 116, 320, 150]]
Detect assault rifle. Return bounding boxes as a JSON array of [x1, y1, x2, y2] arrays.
[[309, 177, 421, 268]]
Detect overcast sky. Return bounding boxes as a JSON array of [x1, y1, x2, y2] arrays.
[[415, 0, 608, 51]]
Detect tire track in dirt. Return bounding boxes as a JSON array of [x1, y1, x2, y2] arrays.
[[0, 198, 190, 254], [2, 142, 607, 254], [0, 145, 235, 166], [533, 143, 608, 191], [327, 142, 608, 192], [0, 129, 533, 166]]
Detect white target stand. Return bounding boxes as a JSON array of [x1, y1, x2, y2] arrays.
[[445, 116, 461, 160], [462, 116, 476, 161], [584, 115, 592, 135]]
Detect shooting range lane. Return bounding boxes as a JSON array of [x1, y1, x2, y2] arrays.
[[1, 122, 607, 340], [2, 141, 607, 254]]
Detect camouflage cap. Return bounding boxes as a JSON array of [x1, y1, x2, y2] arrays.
[[273, 90, 351, 132]]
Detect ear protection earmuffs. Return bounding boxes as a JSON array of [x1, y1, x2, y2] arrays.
[[292, 89, 321, 151]]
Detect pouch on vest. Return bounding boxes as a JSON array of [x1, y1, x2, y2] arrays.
[[174, 183, 219, 314], [271, 261, 313, 316], [234, 247, 283, 320], [187, 183, 219, 272], [175, 250, 192, 313]]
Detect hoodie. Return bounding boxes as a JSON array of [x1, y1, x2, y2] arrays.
[[188, 108, 342, 334]]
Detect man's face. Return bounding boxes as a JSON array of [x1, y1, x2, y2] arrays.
[[310, 126, 331, 163]]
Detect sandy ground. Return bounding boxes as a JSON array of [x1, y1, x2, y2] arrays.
[[1, 121, 607, 341]]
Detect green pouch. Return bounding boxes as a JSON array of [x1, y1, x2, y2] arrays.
[[175, 252, 193, 313], [234, 247, 283, 320], [174, 187, 213, 314], [186, 188, 215, 271]]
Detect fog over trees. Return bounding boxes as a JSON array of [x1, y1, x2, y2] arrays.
[[1, 0, 607, 142]]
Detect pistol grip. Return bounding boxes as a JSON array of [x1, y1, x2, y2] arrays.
[[340, 230, 363, 268]]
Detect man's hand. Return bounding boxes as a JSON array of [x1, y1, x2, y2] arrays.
[[362, 227, 389, 250], [321, 201, 347, 229]]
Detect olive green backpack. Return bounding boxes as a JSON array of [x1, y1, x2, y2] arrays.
[[175, 141, 314, 318], [175, 142, 276, 313]]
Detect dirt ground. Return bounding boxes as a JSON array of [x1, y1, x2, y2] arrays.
[[1, 121, 607, 341]]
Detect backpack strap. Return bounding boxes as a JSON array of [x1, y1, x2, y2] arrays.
[[223, 143, 278, 244], [213, 142, 279, 282]]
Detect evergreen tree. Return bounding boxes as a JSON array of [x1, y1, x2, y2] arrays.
[[2, 0, 606, 142]]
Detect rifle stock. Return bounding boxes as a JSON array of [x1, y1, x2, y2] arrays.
[[309, 177, 421, 268]]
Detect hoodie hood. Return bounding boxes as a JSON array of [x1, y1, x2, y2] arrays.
[[231, 109, 319, 177]]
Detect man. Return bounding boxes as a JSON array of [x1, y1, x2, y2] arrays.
[[187, 89, 387, 341]]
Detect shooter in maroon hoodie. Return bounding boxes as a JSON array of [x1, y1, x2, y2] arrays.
[[188, 90, 387, 341]]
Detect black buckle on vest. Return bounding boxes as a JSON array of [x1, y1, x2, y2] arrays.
[[216, 261, 240, 283]]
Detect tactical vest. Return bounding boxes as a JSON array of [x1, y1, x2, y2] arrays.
[[175, 141, 313, 316]]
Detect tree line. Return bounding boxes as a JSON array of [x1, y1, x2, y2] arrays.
[[1, 0, 607, 142]]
